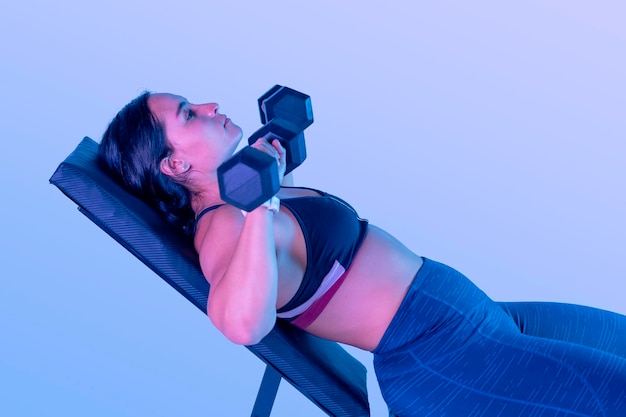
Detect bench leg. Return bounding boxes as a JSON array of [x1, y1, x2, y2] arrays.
[[251, 365, 282, 417]]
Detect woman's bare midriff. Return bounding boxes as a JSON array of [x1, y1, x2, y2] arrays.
[[292, 225, 424, 352], [197, 186, 424, 351]]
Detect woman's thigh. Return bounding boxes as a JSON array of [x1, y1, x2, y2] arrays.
[[498, 301, 626, 359], [375, 324, 626, 417]]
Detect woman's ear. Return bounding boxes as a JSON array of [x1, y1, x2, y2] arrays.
[[160, 156, 190, 177]]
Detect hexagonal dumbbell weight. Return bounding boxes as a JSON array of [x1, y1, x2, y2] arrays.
[[217, 85, 314, 211], [217, 147, 280, 212], [258, 85, 314, 131]]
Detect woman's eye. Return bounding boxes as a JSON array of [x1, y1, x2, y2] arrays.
[[186, 109, 195, 120]]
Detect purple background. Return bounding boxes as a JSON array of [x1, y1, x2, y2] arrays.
[[1, 1, 624, 415]]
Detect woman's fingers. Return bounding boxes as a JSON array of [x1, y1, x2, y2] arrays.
[[250, 138, 286, 181], [270, 139, 286, 167], [251, 139, 283, 163]]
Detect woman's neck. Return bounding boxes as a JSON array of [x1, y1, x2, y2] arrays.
[[190, 190, 224, 215], [186, 175, 223, 215]]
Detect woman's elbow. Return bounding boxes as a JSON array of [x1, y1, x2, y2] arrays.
[[227, 328, 271, 346], [209, 310, 275, 346], [225, 323, 274, 346]]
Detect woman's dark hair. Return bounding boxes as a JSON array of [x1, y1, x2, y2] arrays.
[[98, 91, 195, 236]]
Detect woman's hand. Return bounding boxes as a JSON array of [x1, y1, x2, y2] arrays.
[[250, 139, 287, 185]]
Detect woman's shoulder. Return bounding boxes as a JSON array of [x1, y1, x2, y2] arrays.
[[194, 204, 242, 240], [194, 205, 245, 282]]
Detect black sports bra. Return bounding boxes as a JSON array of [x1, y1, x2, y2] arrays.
[[194, 186, 369, 323]]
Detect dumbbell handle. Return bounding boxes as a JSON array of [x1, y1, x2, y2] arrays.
[[247, 119, 306, 175]]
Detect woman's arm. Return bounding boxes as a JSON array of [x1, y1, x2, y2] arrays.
[[198, 206, 279, 345], [198, 139, 286, 346]]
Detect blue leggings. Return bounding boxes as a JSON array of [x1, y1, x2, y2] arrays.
[[373, 258, 626, 417]]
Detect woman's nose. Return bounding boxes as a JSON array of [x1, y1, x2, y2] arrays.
[[201, 102, 219, 116]]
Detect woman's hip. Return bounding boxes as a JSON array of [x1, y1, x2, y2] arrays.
[[373, 257, 517, 357]]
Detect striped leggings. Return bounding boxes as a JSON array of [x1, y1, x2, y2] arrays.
[[373, 258, 626, 416]]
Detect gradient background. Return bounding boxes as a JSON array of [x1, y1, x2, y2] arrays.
[[1, 1, 624, 415]]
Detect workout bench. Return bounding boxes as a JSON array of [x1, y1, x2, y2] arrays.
[[50, 137, 370, 417]]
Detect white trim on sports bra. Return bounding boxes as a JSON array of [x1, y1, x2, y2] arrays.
[[276, 260, 346, 319]]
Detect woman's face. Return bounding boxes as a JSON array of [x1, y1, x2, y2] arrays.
[[148, 93, 243, 174]]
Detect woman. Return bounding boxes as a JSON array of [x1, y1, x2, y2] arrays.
[[99, 91, 626, 416]]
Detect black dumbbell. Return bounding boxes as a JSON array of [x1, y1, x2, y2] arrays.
[[217, 86, 314, 212]]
